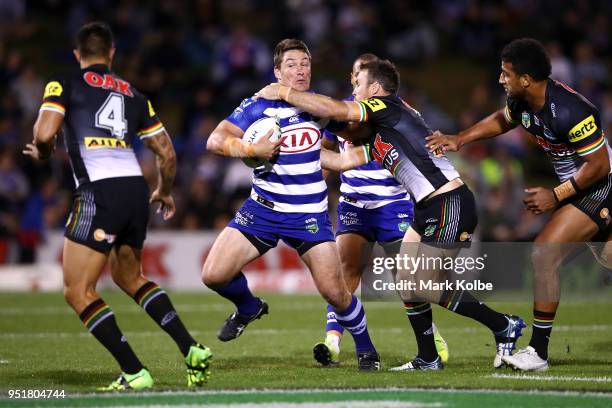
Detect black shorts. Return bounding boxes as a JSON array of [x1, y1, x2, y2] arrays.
[[64, 176, 150, 253], [564, 173, 612, 232], [414, 184, 477, 245]]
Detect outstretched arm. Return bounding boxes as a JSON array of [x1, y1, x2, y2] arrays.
[[426, 109, 514, 152], [321, 145, 371, 172], [256, 83, 363, 122]]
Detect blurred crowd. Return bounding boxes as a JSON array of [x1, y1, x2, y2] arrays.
[[0, 0, 610, 262]]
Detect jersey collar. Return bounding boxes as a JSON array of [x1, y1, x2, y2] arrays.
[[81, 63, 110, 73]]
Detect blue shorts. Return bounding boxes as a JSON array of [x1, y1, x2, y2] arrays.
[[336, 200, 414, 243], [228, 198, 334, 255]]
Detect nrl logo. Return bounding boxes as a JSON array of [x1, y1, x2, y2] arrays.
[[521, 112, 531, 128], [424, 224, 436, 237], [305, 218, 319, 234]]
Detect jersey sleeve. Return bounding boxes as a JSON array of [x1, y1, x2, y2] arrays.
[[503, 97, 524, 125], [226, 98, 256, 131], [136, 99, 165, 140], [322, 128, 338, 143], [356, 98, 393, 123], [565, 105, 604, 157], [40, 78, 69, 116]]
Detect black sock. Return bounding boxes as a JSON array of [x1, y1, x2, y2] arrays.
[[404, 302, 437, 361], [440, 290, 507, 333], [529, 309, 555, 360], [79, 299, 143, 374], [134, 281, 196, 356]]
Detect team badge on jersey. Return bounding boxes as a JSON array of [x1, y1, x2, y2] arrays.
[[521, 112, 531, 128], [43, 81, 63, 98], [398, 221, 409, 232], [305, 218, 319, 234], [362, 98, 387, 112], [424, 224, 436, 237]]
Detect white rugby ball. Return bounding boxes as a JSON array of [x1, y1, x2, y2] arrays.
[[241, 116, 281, 168]]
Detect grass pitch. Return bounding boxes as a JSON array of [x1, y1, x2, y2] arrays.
[[1, 292, 611, 407]]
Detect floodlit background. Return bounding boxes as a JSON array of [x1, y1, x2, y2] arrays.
[[0, 0, 610, 290]]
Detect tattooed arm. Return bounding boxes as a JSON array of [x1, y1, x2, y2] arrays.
[[143, 130, 177, 219]]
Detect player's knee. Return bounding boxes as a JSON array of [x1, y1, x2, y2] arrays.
[[531, 245, 559, 271], [202, 267, 228, 288], [111, 271, 141, 295], [63, 285, 95, 311], [323, 288, 350, 310]]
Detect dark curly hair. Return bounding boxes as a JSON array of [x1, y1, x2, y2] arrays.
[[501, 38, 551, 81]]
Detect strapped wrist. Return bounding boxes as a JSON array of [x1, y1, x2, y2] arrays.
[[552, 178, 577, 202], [222, 138, 255, 158]]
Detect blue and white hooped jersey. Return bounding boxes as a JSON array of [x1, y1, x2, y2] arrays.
[[227, 97, 328, 213], [325, 132, 411, 209]]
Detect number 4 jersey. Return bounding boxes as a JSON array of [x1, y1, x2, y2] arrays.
[[40, 64, 165, 187]]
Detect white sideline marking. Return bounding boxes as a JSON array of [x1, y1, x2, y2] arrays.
[[487, 373, 612, 383], [0, 359, 8, 364], [140, 403, 444, 408], [73, 387, 612, 399]]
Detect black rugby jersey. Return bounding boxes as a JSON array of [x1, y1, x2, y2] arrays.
[[356, 95, 460, 202], [40, 64, 165, 186], [504, 79, 610, 182]]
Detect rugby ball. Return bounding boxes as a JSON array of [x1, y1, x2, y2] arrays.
[[241, 116, 282, 168]]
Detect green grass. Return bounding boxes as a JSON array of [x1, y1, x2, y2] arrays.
[[1, 292, 611, 407]]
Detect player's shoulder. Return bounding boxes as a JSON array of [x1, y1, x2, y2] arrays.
[[549, 79, 599, 128], [359, 94, 397, 112], [42, 72, 72, 99], [232, 96, 290, 121], [549, 79, 597, 113], [235, 96, 272, 113]]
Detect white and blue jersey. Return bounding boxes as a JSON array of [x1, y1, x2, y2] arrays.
[[329, 132, 412, 209], [228, 97, 328, 213], [225, 97, 334, 253], [325, 100, 414, 243]]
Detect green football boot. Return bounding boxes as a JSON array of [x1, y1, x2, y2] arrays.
[[432, 323, 449, 364], [98, 368, 154, 391], [313, 334, 340, 366], [185, 343, 213, 387]]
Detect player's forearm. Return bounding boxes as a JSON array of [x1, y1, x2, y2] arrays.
[[340, 145, 371, 171], [321, 145, 370, 172], [572, 154, 610, 191], [552, 161, 609, 203], [32, 119, 58, 160], [457, 110, 512, 148], [33, 116, 59, 144], [156, 153, 176, 195], [32, 133, 55, 160], [280, 86, 349, 121], [207, 132, 255, 158], [320, 148, 343, 172]]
